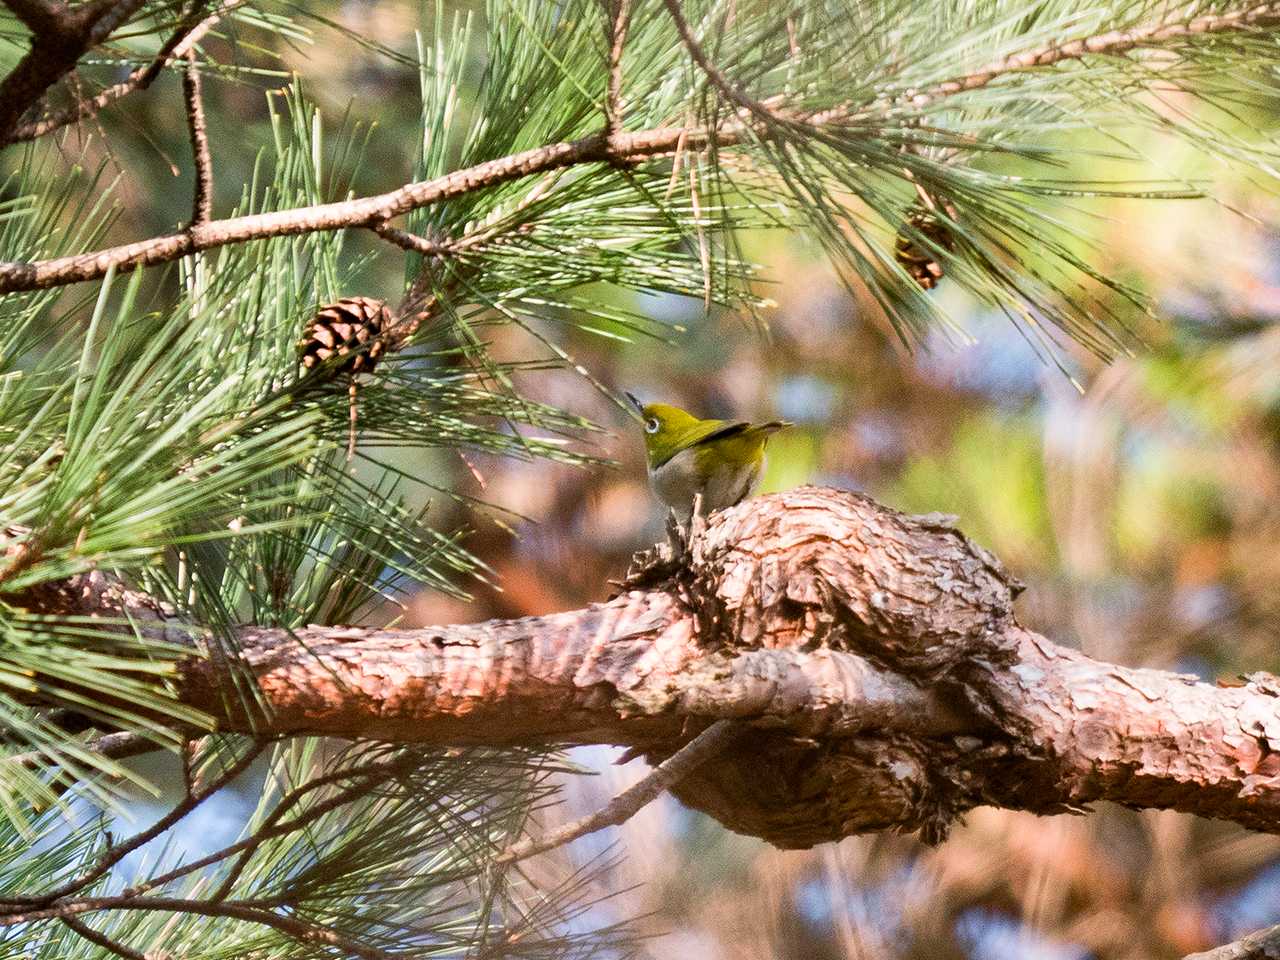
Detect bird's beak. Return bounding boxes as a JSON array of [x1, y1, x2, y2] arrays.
[[624, 391, 644, 415]]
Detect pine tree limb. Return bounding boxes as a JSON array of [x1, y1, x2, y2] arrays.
[[1, 2, 1277, 293], [20, 486, 1277, 850], [0, 0, 149, 144], [4, 3, 227, 145]]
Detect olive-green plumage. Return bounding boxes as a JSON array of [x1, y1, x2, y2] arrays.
[[626, 393, 789, 517]]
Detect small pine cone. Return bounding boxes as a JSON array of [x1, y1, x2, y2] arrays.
[[299, 296, 393, 376], [894, 202, 957, 290]]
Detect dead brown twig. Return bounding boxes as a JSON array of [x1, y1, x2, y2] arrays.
[[603, 0, 631, 139], [181, 51, 213, 227], [496, 719, 743, 865]]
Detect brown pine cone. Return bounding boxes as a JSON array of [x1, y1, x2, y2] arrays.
[[894, 202, 957, 290], [299, 296, 393, 376]]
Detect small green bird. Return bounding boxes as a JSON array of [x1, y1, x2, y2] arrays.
[[626, 392, 790, 517]]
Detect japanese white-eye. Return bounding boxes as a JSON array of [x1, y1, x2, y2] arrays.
[[626, 392, 790, 517]]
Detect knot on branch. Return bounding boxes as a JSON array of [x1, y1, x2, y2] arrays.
[[666, 729, 989, 848], [14, 568, 176, 626], [687, 486, 1023, 676], [618, 486, 1030, 847]]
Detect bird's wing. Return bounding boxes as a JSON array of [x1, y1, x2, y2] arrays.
[[687, 420, 752, 447]]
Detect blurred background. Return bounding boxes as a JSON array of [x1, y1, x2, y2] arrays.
[[18, 1, 1280, 957]]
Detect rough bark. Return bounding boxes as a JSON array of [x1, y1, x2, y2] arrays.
[[68, 485, 1267, 848], [0, 0, 148, 144], [1185, 921, 1280, 960]]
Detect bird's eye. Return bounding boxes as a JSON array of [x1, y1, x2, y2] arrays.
[[645, 418, 660, 434]]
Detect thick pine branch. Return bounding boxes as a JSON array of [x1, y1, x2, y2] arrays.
[[0, 0, 149, 143], [30, 487, 1280, 851], [10, 489, 1280, 959]]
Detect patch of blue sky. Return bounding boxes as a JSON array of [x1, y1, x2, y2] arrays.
[[955, 907, 1093, 960]]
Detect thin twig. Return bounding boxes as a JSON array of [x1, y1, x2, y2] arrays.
[[369, 221, 449, 256], [179, 739, 196, 800], [369, 171, 556, 259], [903, 1, 1280, 112], [130, 757, 416, 901], [1183, 922, 1280, 960], [79, 0, 148, 45], [1, 896, 393, 960], [6, 4, 228, 145], [687, 155, 711, 309], [0, 764, 417, 958], [603, 0, 631, 139], [2, 739, 266, 907], [207, 761, 401, 902], [346, 375, 358, 463], [496, 719, 742, 865], [5, 729, 165, 774], [181, 51, 213, 227], [662, 0, 783, 127], [81, 730, 162, 762], [0, 3, 1278, 292], [662, 125, 687, 200], [60, 915, 149, 960]]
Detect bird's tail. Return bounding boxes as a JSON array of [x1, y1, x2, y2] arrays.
[[750, 420, 792, 436]]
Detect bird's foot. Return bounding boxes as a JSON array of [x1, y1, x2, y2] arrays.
[[615, 496, 705, 592]]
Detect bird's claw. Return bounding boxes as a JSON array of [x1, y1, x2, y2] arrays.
[[617, 495, 705, 591]]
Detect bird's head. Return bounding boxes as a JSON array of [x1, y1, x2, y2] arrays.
[[625, 392, 702, 467]]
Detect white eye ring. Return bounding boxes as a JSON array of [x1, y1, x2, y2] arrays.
[[645, 418, 660, 434]]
